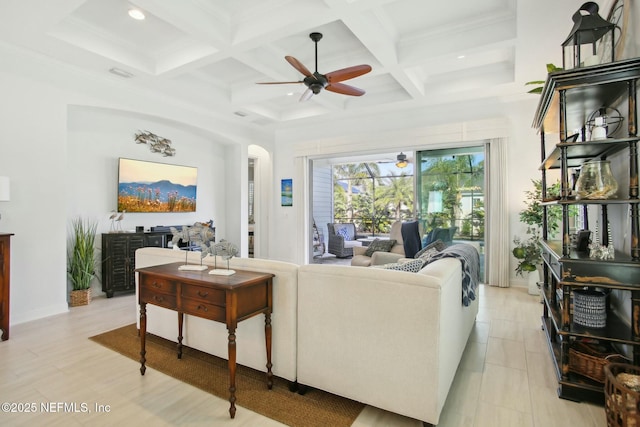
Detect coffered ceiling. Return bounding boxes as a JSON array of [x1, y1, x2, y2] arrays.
[[0, 0, 586, 133]]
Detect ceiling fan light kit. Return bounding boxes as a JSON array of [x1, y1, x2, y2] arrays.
[[258, 32, 372, 102], [396, 152, 408, 168]]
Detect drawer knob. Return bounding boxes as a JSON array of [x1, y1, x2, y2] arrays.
[[197, 304, 208, 312], [152, 282, 161, 288], [197, 291, 209, 298], [154, 296, 164, 302]]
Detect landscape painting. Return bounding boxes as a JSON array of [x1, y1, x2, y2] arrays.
[[281, 178, 292, 207], [118, 158, 197, 213]]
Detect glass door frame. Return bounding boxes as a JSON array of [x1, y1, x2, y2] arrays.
[[415, 144, 486, 282]]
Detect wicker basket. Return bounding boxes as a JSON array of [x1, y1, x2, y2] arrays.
[[569, 342, 627, 383], [605, 363, 640, 427], [69, 289, 92, 307]]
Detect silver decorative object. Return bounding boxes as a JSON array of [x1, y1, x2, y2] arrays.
[[170, 223, 215, 250], [109, 211, 117, 232], [171, 221, 216, 271], [134, 130, 176, 157], [108, 210, 125, 232], [209, 240, 239, 276], [588, 220, 614, 260]]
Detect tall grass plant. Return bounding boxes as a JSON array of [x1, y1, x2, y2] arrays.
[[68, 217, 98, 290]]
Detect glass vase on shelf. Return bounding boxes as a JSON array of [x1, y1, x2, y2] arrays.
[[575, 161, 618, 200]]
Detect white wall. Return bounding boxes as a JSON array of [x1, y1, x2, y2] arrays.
[[66, 106, 227, 297], [0, 70, 69, 323]]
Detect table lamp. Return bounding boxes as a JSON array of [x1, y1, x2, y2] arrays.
[[0, 176, 9, 221]]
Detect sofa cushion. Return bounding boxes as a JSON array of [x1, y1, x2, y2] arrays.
[[364, 238, 397, 257], [373, 258, 425, 273], [344, 240, 363, 249], [415, 239, 446, 258], [416, 247, 440, 263]]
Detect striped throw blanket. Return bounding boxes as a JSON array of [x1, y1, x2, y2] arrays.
[[429, 243, 480, 307]]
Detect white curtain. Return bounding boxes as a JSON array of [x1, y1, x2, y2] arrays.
[[486, 139, 511, 287]]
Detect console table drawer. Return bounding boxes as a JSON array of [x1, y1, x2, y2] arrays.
[[181, 285, 225, 306], [140, 276, 177, 295], [181, 298, 226, 321], [140, 289, 177, 310]]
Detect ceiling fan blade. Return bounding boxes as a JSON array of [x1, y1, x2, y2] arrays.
[[299, 88, 314, 102], [256, 81, 303, 85], [325, 82, 365, 96], [325, 65, 372, 83], [286, 56, 314, 78]]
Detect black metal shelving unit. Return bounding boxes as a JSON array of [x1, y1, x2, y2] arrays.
[[532, 58, 640, 403]]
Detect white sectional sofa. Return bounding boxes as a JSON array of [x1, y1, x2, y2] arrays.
[[297, 258, 478, 426], [134, 247, 478, 425], [134, 247, 299, 382]]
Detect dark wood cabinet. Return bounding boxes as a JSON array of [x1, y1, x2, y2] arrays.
[[101, 232, 166, 298], [533, 58, 640, 403], [0, 233, 13, 341]]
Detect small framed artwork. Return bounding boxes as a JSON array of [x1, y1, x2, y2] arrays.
[[281, 179, 293, 207]]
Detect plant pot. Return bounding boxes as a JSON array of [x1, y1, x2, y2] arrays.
[[69, 288, 91, 307], [528, 271, 540, 296]]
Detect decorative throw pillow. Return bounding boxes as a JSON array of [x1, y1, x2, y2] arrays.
[[336, 226, 351, 240], [414, 239, 446, 258], [417, 247, 440, 263], [374, 258, 425, 273], [364, 238, 397, 257]]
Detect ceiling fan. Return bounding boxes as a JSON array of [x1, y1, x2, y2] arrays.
[[258, 32, 372, 101]]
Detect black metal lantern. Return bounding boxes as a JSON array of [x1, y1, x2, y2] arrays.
[[562, 2, 615, 69]]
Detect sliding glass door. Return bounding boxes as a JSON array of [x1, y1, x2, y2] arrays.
[[416, 146, 485, 282]]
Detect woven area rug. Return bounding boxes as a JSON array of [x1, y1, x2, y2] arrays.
[[89, 324, 363, 427]]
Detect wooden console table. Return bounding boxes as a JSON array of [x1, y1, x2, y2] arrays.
[[136, 262, 274, 418], [0, 233, 13, 341]]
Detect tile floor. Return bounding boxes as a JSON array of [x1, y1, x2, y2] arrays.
[[0, 284, 605, 426]]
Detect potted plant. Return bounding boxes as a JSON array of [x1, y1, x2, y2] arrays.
[[513, 232, 542, 276], [67, 217, 98, 306], [525, 63, 563, 94], [513, 180, 563, 293], [518, 179, 562, 238]]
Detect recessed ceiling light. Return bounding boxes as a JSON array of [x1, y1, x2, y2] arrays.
[[128, 8, 145, 20], [457, 55, 465, 59], [287, 92, 294, 96]]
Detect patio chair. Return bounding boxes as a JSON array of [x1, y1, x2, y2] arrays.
[[327, 223, 364, 258]]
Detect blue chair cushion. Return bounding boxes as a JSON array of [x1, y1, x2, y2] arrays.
[[423, 227, 456, 247], [336, 226, 352, 240]]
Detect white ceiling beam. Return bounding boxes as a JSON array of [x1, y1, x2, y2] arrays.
[[133, 0, 232, 47]]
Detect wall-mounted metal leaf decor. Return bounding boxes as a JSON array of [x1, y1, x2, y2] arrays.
[[134, 130, 176, 156]]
